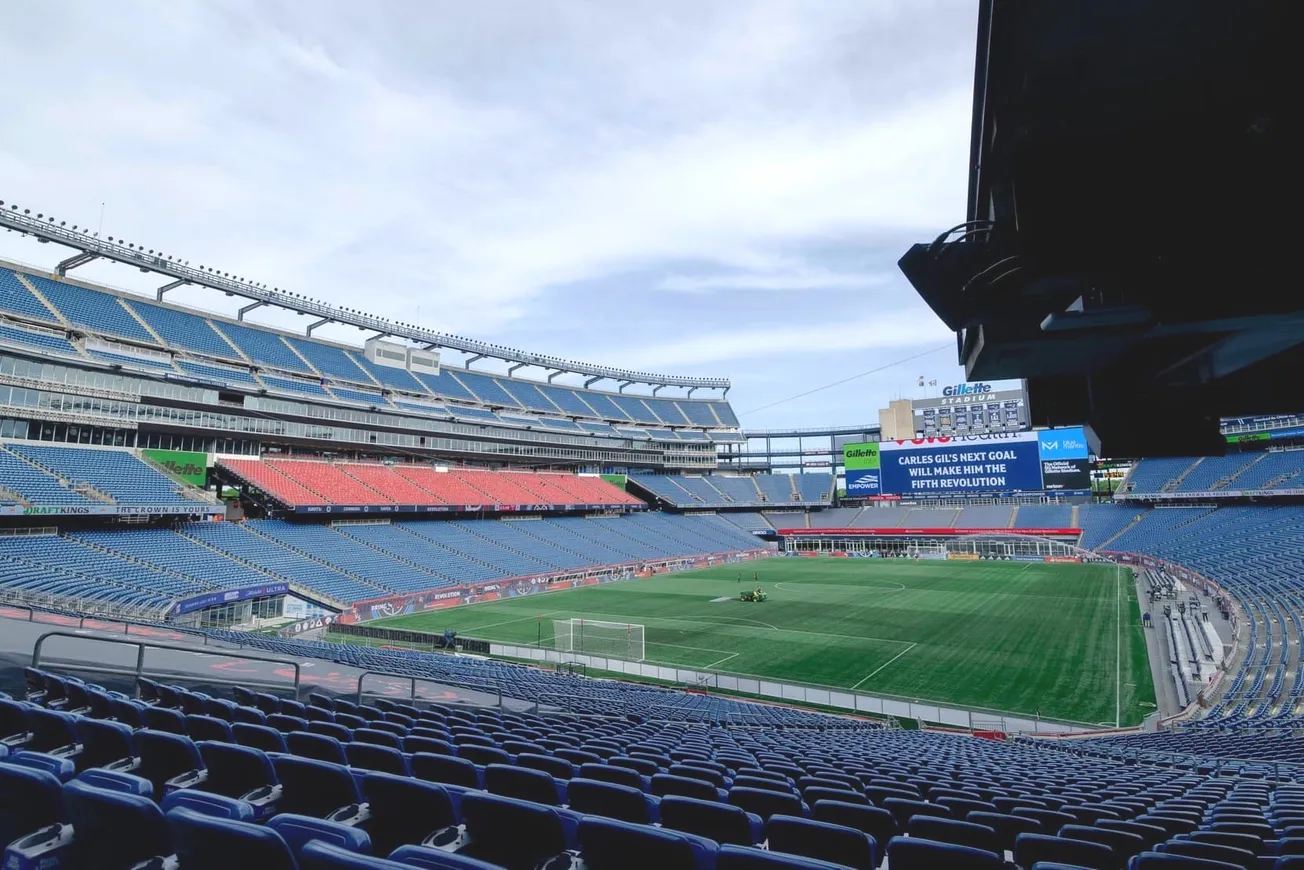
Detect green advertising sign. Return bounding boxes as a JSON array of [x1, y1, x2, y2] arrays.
[[842, 442, 880, 470], [1226, 431, 1270, 444], [600, 473, 628, 488], [142, 449, 208, 487]]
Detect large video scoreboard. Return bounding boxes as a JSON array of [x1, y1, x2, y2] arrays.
[[913, 383, 1028, 437], [844, 427, 1090, 497]]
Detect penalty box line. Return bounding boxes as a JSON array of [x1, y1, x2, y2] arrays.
[[849, 642, 919, 691], [571, 610, 918, 649]]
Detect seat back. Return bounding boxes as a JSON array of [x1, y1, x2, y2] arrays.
[[1059, 823, 1146, 865], [232, 723, 287, 753], [353, 728, 402, 750], [887, 836, 1005, 870], [403, 735, 455, 756], [386, 844, 510, 869], [579, 762, 646, 791], [288, 731, 349, 765], [134, 729, 203, 797], [811, 799, 896, 848], [361, 771, 456, 857], [660, 795, 762, 847], [0, 761, 66, 845], [267, 714, 310, 735], [196, 741, 276, 799], [457, 745, 511, 767], [167, 805, 297, 870], [411, 753, 483, 789], [64, 779, 170, 869], [567, 778, 654, 824], [271, 755, 362, 818], [516, 752, 575, 781], [578, 815, 710, 870], [344, 742, 408, 776], [767, 813, 876, 870], [1157, 839, 1256, 870], [25, 708, 79, 754], [1014, 832, 1115, 870], [459, 792, 568, 868], [142, 705, 188, 735], [76, 718, 135, 769], [728, 786, 805, 822], [908, 816, 1000, 855], [484, 763, 562, 805], [651, 773, 721, 802], [185, 715, 235, 744], [266, 813, 372, 859]]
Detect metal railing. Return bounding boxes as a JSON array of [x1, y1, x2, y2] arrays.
[[32, 630, 303, 700], [354, 670, 502, 709]]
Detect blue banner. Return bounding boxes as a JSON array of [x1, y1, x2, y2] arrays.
[[1037, 427, 1088, 460], [880, 432, 1045, 495], [844, 469, 881, 495], [171, 583, 290, 615]]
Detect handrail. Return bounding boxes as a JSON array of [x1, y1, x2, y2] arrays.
[[32, 630, 303, 699], [355, 669, 502, 709]]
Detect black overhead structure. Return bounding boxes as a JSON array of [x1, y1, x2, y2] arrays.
[[898, 0, 1297, 458]]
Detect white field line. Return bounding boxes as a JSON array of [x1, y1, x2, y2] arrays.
[[702, 652, 742, 670], [1116, 563, 1122, 728], [849, 642, 919, 690]]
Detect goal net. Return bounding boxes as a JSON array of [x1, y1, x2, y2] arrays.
[[552, 618, 645, 662]]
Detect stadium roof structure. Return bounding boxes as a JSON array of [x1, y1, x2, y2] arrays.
[[897, 0, 1297, 458], [0, 202, 729, 395], [739, 423, 880, 439]]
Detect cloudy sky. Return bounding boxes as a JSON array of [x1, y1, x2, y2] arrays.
[[0, 0, 986, 429]]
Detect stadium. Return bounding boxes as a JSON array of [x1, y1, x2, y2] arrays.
[[0, 3, 1299, 870]]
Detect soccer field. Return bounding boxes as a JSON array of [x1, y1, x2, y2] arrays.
[[366, 557, 1156, 726]]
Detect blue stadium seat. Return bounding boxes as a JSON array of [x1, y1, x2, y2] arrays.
[[766, 814, 877, 869], [659, 795, 763, 846], [271, 755, 364, 819], [715, 845, 850, 869], [359, 771, 457, 857], [887, 836, 1006, 870], [578, 815, 717, 870], [456, 792, 572, 868], [387, 844, 508, 869], [0, 760, 67, 847], [196, 741, 281, 818], [566, 778, 659, 824], [1014, 833, 1115, 870], [134, 729, 205, 798], [346, 741, 409, 776], [63, 779, 171, 870], [267, 813, 372, 859], [167, 805, 298, 870]]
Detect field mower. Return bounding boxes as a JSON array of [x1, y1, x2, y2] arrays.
[[740, 588, 768, 603]]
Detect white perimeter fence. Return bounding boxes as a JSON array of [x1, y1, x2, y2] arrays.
[[489, 641, 1103, 735]]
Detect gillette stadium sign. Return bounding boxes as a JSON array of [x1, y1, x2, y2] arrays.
[[941, 382, 993, 397]]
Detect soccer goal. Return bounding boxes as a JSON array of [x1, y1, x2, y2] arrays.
[[552, 618, 645, 662]]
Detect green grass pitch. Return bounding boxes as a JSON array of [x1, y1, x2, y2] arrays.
[[367, 557, 1157, 726]]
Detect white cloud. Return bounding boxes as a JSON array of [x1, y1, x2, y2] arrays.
[[587, 311, 954, 371], [0, 0, 978, 427], [659, 268, 894, 293]]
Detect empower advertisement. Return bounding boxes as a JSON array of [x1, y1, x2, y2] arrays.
[[871, 427, 1089, 495], [842, 442, 881, 495]]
